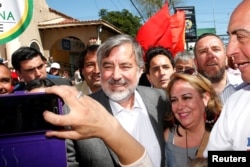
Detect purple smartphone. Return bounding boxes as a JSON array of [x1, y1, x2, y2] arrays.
[[0, 92, 67, 167]]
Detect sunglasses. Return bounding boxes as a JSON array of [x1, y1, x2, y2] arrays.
[[175, 67, 197, 75]]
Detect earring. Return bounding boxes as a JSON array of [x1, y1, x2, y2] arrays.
[[205, 106, 217, 124]]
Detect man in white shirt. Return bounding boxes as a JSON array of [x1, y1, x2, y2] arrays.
[[67, 34, 170, 167], [204, 0, 250, 156]]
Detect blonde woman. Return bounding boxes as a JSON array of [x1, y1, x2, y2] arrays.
[[164, 72, 222, 167]]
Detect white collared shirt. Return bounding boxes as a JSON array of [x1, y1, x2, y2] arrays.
[[204, 84, 250, 157], [109, 90, 161, 167]]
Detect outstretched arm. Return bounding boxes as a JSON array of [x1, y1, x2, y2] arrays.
[[43, 85, 153, 166]]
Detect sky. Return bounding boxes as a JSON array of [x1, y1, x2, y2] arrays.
[[46, 0, 241, 35]]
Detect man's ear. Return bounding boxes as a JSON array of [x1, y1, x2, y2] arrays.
[[194, 58, 198, 68], [146, 73, 152, 84], [139, 67, 143, 76], [16, 70, 23, 80]]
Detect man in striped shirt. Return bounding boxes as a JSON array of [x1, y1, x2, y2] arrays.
[[194, 33, 245, 104]]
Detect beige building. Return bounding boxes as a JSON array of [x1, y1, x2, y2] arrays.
[[0, 0, 122, 75]]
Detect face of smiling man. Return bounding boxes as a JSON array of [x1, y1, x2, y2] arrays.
[[100, 43, 142, 103], [226, 0, 250, 83], [0, 64, 12, 94]]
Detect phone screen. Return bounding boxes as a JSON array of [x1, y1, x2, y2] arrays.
[[0, 93, 63, 136]]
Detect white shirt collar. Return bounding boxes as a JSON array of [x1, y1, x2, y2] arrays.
[[109, 90, 142, 116], [226, 72, 243, 87]]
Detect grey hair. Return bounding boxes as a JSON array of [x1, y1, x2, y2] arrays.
[[174, 50, 195, 65], [97, 34, 145, 69]]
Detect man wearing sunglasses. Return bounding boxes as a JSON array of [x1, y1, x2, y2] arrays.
[[194, 33, 244, 104], [174, 50, 196, 73]]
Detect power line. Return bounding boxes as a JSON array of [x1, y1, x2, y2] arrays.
[[117, 0, 125, 9], [110, 0, 120, 11], [129, 0, 146, 23]]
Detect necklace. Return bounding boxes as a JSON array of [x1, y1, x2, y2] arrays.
[[185, 130, 192, 163], [185, 130, 207, 163]]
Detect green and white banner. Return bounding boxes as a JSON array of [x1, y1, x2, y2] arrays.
[[0, 0, 33, 44]]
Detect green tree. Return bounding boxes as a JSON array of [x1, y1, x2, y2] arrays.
[[99, 9, 142, 37]]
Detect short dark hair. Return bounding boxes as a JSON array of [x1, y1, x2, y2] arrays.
[[78, 44, 99, 79], [194, 33, 223, 57], [11, 47, 46, 71], [145, 46, 174, 74]]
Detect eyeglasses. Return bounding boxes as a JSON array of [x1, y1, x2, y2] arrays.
[[175, 67, 197, 75]]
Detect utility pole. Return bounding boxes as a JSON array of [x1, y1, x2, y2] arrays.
[[212, 0, 216, 32]]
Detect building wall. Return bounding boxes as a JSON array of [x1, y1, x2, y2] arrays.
[[4, 0, 59, 66], [40, 26, 116, 51], [1, 0, 121, 69], [40, 26, 117, 75]]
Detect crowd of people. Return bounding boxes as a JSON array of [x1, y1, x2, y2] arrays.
[[1, 1, 250, 166]]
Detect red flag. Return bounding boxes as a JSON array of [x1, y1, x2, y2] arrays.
[[170, 10, 185, 56], [136, 4, 172, 61], [136, 3, 185, 60]]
